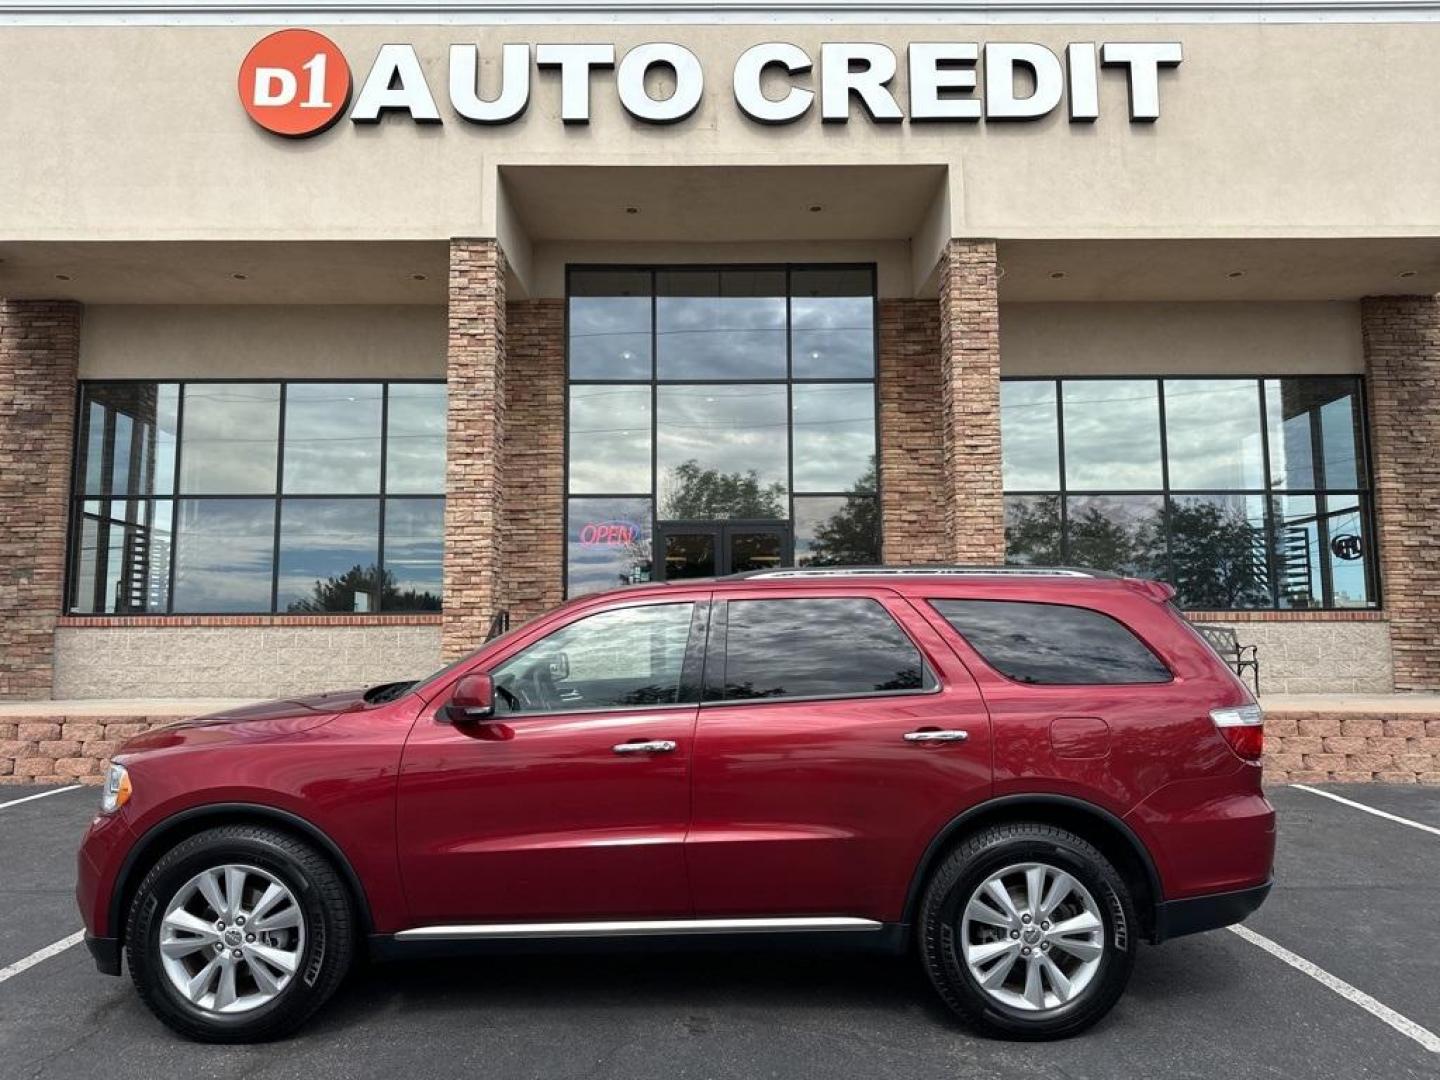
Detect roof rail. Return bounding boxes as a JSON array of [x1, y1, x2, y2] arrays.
[[728, 565, 1110, 581]]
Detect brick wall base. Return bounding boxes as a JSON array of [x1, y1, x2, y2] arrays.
[[1264, 711, 1440, 783], [2, 712, 200, 784], [9, 706, 1436, 786]]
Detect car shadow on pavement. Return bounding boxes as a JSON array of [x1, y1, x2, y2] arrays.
[[301, 937, 1242, 1041]]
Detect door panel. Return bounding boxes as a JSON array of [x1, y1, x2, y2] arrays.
[[726, 526, 787, 573], [686, 590, 993, 923], [657, 521, 792, 580], [395, 597, 708, 925], [397, 706, 696, 923], [660, 527, 719, 580]]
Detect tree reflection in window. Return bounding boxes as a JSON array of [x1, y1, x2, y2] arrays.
[[1000, 376, 1375, 610], [661, 460, 787, 520]]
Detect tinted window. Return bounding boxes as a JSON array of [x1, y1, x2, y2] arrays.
[[718, 598, 928, 700], [568, 269, 653, 380], [656, 268, 786, 380], [282, 383, 382, 494], [491, 602, 695, 714], [932, 599, 1170, 685]]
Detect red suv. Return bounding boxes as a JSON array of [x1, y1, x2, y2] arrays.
[[77, 567, 1274, 1043]]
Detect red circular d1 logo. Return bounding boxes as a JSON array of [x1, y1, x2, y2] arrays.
[[239, 29, 351, 137]]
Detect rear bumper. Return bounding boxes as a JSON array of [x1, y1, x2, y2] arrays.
[[85, 934, 122, 976], [1152, 879, 1272, 943]]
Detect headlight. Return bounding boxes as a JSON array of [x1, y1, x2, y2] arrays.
[[101, 763, 132, 814]]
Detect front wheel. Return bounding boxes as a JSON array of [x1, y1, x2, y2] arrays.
[[918, 822, 1136, 1040], [125, 824, 355, 1042]]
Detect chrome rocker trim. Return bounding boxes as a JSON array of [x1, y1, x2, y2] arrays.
[[394, 916, 883, 941]]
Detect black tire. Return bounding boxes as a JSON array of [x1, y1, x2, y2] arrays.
[[125, 824, 355, 1043], [918, 822, 1136, 1040]]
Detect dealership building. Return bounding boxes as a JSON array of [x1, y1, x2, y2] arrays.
[[3, 0, 1440, 736]]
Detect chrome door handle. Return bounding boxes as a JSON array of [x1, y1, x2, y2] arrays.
[[903, 729, 969, 743], [612, 740, 677, 754]]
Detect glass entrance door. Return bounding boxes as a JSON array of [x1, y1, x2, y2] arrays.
[[657, 522, 791, 581]]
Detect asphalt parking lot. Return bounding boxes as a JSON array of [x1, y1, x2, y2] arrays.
[[2, 783, 1438, 1080]]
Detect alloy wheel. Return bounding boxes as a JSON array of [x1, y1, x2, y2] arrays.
[[959, 861, 1106, 1012], [158, 863, 306, 1014]]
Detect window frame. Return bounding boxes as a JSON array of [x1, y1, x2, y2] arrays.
[[699, 594, 941, 707], [1000, 374, 1380, 612], [563, 263, 884, 599], [65, 377, 447, 617], [929, 597, 1175, 688], [483, 599, 710, 719]]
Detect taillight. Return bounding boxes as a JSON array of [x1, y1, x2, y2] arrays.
[[1210, 704, 1264, 762]]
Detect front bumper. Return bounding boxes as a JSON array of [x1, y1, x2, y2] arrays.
[[85, 934, 122, 975], [1152, 879, 1272, 943]]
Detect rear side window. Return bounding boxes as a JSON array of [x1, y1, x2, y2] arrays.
[[931, 599, 1171, 685], [717, 597, 932, 701]]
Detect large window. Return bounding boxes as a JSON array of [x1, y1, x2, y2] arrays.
[[565, 266, 881, 597], [1001, 376, 1376, 610], [932, 599, 1172, 685], [490, 602, 697, 714], [69, 380, 446, 614], [714, 598, 930, 701]]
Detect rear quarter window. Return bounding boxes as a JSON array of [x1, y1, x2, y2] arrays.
[[930, 598, 1172, 685]]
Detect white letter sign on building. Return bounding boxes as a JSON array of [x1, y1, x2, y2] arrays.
[[238, 30, 1182, 138]]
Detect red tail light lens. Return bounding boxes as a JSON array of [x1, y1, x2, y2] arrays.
[[1210, 704, 1265, 762]]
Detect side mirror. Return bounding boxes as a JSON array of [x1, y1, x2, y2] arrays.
[[449, 672, 494, 722]]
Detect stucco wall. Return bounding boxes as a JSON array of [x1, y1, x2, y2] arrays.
[[999, 301, 1364, 376], [80, 304, 446, 379], [52, 625, 442, 699], [3, 22, 1440, 243]]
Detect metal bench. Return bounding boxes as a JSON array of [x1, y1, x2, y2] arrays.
[[1193, 624, 1260, 695]]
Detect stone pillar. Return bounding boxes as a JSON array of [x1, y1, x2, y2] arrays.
[[442, 240, 508, 661], [938, 239, 1005, 564], [1362, 295, 1440, 691], [502, 299, 566, 623], [878, 299, 948, 564], [0, 300, 82, 700]]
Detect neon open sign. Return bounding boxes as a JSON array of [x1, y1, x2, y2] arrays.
[[579, 521, 640, 547]]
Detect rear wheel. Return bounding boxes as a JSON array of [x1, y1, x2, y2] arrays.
[[125, 825, 354, 1042], [918, 822, 1136, 1040]]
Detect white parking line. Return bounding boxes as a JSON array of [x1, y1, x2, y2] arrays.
[[1291, 783, 1440, 839], [1231, 925, 1440, 1054], [0, 785, 83, 811], [0, 931, 85, 986]]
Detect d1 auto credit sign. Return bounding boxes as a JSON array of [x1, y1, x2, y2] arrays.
[[239, 29, 352, 137], [238, 32, 1182, 138]]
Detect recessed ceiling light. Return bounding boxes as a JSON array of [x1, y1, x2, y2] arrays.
[[1226, 270, 1246, 279], [1398, 270, 1418, 279], [232, 272, 248, 280], [54, 273, 71, 281], [808, 205, 823, 213], [1050, 271, 1066, 280], [625, 206, 639, 215]]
